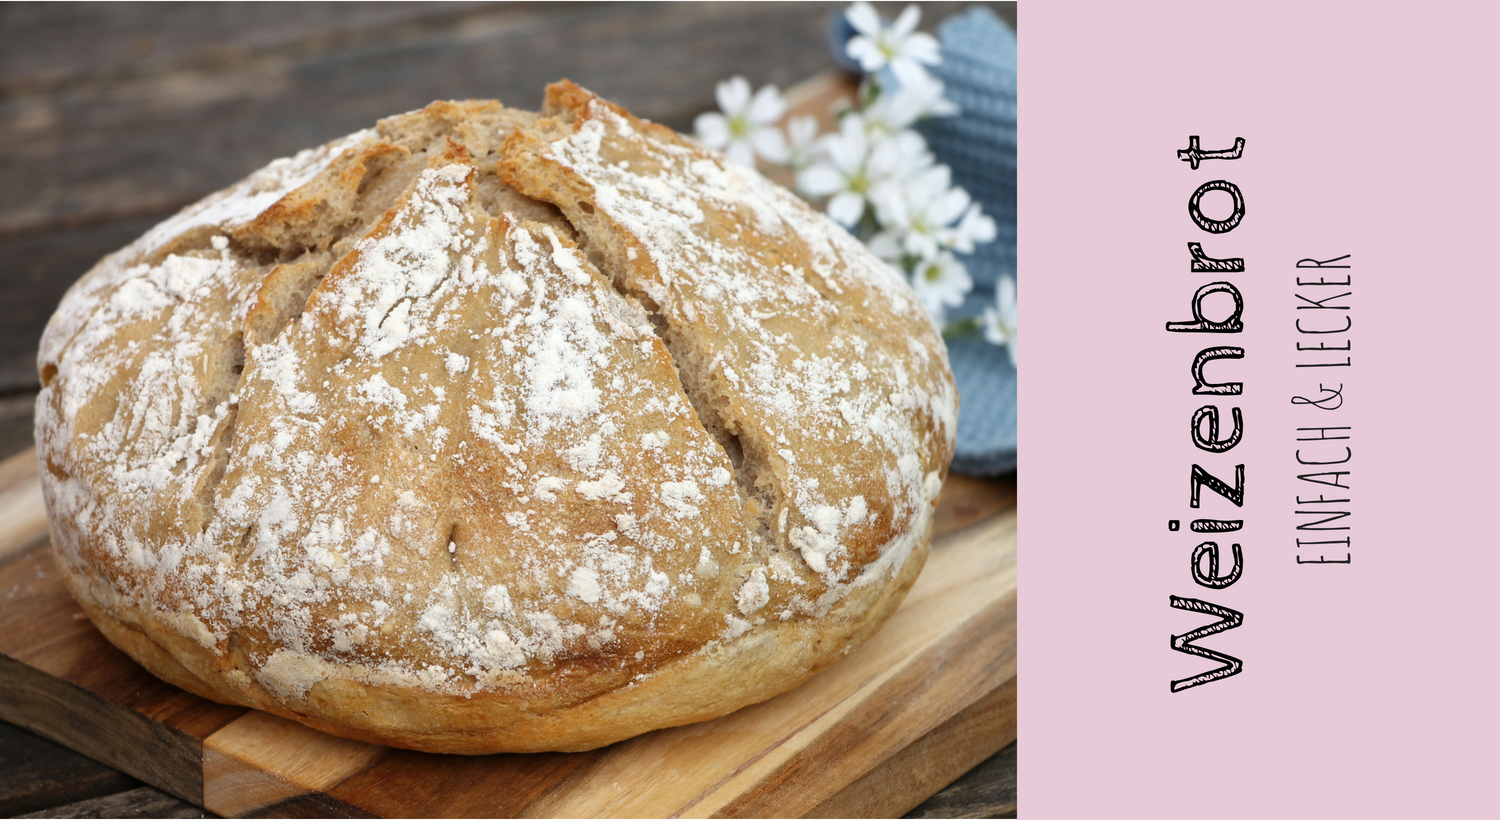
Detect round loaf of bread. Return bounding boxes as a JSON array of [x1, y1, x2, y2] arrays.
[[34, 81, 957, 753]]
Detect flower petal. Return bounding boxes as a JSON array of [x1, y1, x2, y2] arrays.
[[693, 113, 731, 148], [787, 114, 820, 147], [866, 138, 908, 180], [997, 276, 1017, 317], [904, 229, 940, 261], [904, 32, 942, 65], [984, 279, 1018, 362], [938, 256, 972, 304], [825, 116, 869, 174], [747, 85, 786, 124], [891, 5, 922, 37], [889, 57, 935, 88], [896, 71, 958, 119], [926, 95, 961, 118], [725, 140, 756, 168], [891, 131, 932, 168], [839, 111, 868, 142], [845, 1, 882, 36], [716, 76, 751, 115], [907, 165, 951, 205], [845, 36, 887, 72], [959, 205, 999, 244], [797, 164, 846, 197], [867, 180, 907, 227], [751, 125, 789, 164], [932, 186, 972, 228], [827, 191, 867, 227], [982, 306, 1005, 345], [893, 93, 929, 131]]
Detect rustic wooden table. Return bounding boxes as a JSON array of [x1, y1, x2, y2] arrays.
[[0, 3, 1017, 817]]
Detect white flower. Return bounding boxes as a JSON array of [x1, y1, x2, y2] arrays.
[[949, 202, 998, 254], [884, 130, 936, 178], [865, 71, 959, 137], [908, 251, 973, 324], [845, 3, 943, 86], [784, 115, 822, 171], [694, 76, 789, 167], [869, 165, 974, 260], [983, 276, 1017, 365], [796, 114, 904, 227]]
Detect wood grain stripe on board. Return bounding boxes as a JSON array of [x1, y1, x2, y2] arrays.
[[0, 653, 205, 805], [932, 474, 1017, 540], [202, 711, 386, 818], [321, 744, 610, 819], [0, 448, 47, 561], [806, 677, 1018, 819]]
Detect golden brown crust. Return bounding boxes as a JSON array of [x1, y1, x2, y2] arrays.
[[35, 87, 956, 753]]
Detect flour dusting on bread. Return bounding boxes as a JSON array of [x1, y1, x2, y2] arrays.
[[35, 84, 955, 754]]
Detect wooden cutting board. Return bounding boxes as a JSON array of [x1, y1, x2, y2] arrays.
[[0, 446, 1015, 818]]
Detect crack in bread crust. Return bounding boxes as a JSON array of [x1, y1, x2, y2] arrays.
[[34, 89, 956, 754]]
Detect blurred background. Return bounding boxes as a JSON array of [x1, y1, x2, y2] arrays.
[[0, 3, 1015, 817]]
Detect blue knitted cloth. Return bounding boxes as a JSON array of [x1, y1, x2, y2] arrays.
[[829, 6, 1018, 476]]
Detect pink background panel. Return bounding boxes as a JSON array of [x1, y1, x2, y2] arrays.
[[1021, 1, 1499, 816]]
